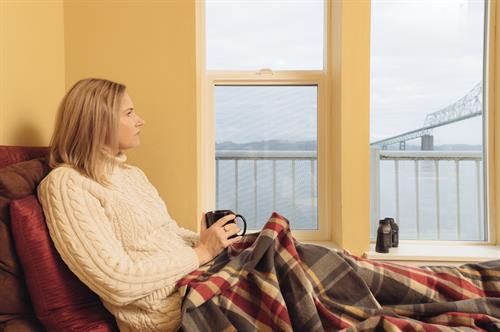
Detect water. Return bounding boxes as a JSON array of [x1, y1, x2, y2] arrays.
[[376, 159, 485, 241], [216, 159, 318, 231], [216, 155, 486, 241]]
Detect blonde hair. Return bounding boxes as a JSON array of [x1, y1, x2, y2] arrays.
[[49, 78, 126, 185]]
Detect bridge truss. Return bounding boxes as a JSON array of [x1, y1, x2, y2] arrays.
[[371, 82, 483, 150]]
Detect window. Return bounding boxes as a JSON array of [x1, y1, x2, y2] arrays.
[[370, 0, 488, 241], [203, 0, 329, 239], [206, 0, 324, 71], [215, 85, 318, 230]]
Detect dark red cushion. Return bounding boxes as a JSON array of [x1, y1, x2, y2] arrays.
[[0, 156, 50, 332], [10, 195, 118, 332]]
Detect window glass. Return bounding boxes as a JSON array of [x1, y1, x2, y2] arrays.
[[370, 0, 486, 240], [215, 85, 318, 230], [206, 0, 324, 70]]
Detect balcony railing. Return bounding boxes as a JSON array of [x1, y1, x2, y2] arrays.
[[215, 150, 317, 229], [216, 149, 486, 240], [370, 148, 485, 241]]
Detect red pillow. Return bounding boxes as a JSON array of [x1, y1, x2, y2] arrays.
[[10, 195, 118, 332]]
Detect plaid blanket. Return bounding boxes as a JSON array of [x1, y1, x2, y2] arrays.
[[177, 213, 500, 331]]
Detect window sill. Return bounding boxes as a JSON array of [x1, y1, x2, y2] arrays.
[[363, 243, 499, 266]]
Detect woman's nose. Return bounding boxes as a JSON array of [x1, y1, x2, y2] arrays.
[[137, 116, 145, 126]]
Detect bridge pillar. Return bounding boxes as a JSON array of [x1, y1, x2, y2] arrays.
[[421, 134, 434, 150], [399, 141, 405, 150]]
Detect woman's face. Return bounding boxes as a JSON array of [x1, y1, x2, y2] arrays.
[[118, 92, 145, 151]]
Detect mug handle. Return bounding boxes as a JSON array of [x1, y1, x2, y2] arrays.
[[235, 214, 247, 237]]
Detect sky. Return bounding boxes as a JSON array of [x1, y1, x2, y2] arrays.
[[370, 0, 485, 146], [206, 0, 486, 147]]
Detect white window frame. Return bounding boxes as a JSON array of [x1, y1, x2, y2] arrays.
[[196, 0, 332, 241], [369, 0, 496, 246], [365, 0, 500, 263], [196, 0, 498, 255]]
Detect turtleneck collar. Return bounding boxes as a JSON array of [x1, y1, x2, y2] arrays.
[[115, 152, 127, 163]]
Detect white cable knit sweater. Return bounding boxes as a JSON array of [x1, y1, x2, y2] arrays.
[[37, 155, 200, 332]]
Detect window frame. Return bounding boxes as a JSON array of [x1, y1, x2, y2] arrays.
[[369, 0, 497, 246], [195, 0, 498, 254], [197, 0, 332, 241], [487, 0, 498, 246]]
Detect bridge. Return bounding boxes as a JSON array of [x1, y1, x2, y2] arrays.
[[370, 81, 483, 150]]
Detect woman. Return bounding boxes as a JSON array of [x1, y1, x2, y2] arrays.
[[37, 78, 241, 332]]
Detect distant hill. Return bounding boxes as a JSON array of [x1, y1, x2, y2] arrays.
[[216, 140, 317, 151], [216, 140, 482, 151], [381, 144, 482, 151]]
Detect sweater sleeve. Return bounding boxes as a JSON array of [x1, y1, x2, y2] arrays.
[[37, 168, 200, 307], [171, 225, 200, 247]]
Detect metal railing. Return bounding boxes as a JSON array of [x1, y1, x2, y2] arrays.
[[215, 150, 317, 227], [370, 148, 485, 240], [216, 149, 485, 239]]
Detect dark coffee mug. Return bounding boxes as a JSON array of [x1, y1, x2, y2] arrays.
[[205, 210, 247, 239]]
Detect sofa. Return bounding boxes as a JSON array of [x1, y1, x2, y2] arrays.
[[0, 146, 118, 331]]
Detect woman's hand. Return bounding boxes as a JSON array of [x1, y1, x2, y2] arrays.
[[193, 213, 241, 265]]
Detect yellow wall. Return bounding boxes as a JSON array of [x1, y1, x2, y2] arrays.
[[1, 1, 498, 249], [64, 0, 199, 230], [493, 0, 499, 244], [329, 1, 371, 254], [0, 0, 65, 145], [0, 0, 198, 231]]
